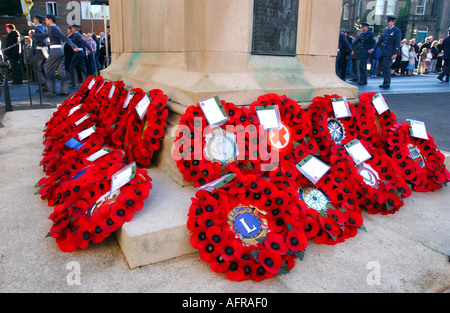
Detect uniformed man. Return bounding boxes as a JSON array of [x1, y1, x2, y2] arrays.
[[68, 24, 93, 87], [29, 14, 49, 91], [369, 16, 401, 89], [42, 14, 78, 96], [351, 22, 375, 86], [336, 28, 353, 81], [437, 26, 450, 83]]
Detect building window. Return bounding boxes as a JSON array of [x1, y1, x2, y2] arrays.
[[81, 1, 110, 20], [415, 0, 426, 15], [343, 3, 350, 21], [46, 2, 58, 17], [376, 0, 396, 16]]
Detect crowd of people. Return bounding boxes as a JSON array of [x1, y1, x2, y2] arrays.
[[337, 16, 450, 88], [1, 14, 111, 96]]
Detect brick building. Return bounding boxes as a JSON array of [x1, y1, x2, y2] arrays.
[[340, 0, 450, 42], [0, 0, 109, 37]]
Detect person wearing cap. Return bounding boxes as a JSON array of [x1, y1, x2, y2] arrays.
[[29, 14, 49, 90], [437, 27, 450, 83], [68, 24, 93, 87], [336, 28, 353, 81], [351, 22, 375, 86], [41, 14, 78, 96], [369, 16, 401, 89]]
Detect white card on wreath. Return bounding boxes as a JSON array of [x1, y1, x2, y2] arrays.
[[110, 162, 137, 194], [331, 97, 352, 119], [78, 126, 96, 141], [372, 93, 389, 115], [345, 139, 372, 165], [68, 104, 82, 117], [96, 82, 105, 94], [255, 105, 281, 130], [135, 93, 151, 120], [88, 78, 96, 90], [296, 155, 330, 184], [74, 114, 90, 126], [406, 119, 429, 140], [108, 83, 116, 99], [195, 173, 236, 193], [123, 91, 136, 109], [86, 147, 113, 162], [198, 96, 229, 128]]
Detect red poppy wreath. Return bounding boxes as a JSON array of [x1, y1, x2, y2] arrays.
[[329, 143, 412, 215], [187, 173, 308, 282], [353, 92, 398, 149], [48, 164, 152, 252], [248, 93, 312, 174], [306, 94, 358, 164], [173, 99, 262, 188], [269, 140, 366, 245], [386, 122, 450, 192]]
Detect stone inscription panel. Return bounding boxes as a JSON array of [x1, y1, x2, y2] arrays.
[[251, 0, 299, 56]]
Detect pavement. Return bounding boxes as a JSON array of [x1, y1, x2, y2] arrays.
[[0, 77, 449, 296]]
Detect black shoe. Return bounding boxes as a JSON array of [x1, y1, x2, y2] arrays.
[[357, 82, 367, 86], [57, 92, 69, 96], [349, 78, 358, 82], [437, 76, 445, 82], [44, 92, 56, 96], [379, 84, 390, 89]]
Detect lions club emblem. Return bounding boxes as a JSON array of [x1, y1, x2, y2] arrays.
[[227, 205, 268, 246]]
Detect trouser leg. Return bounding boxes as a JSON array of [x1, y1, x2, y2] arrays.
[[381, 56, 392, 86], [359, 58, 368, 84]]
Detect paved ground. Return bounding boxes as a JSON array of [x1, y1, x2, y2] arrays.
[[0, 77, 449, 297]]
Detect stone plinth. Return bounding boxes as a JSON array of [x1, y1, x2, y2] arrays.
[[105, 0, 359, 268]]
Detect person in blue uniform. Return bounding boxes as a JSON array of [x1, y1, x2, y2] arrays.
[[41, 14, 78, 96], [351, 22, 375, 86], [29, 14, 48, 90], [369, 16, 401, 89], [336, 28, 353, 80], [437, 27, 450, 83], [68, 24, 93, 87]]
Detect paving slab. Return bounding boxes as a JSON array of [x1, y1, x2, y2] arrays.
[[0, 108, 449, 293]]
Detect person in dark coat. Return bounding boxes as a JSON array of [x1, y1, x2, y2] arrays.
[[68, 24, 92, 87], [4, 24, 22, 84], [29, 14, 48, 90], [351, 22, 376, 85], [437, 27, 450, 83], [40, 14, 78, 96], [336, 28, 353, 81], [369, 16, 401, 89]]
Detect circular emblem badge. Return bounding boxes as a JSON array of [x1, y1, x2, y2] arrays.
[[268, 123, 290, 150], [357, 163, 380, 188], [327, 118, 346, 144], [408, 144, 426, 168], [227, 205, 268, 246], [298, 185, 330, 212], [204, 128, 238, 165]]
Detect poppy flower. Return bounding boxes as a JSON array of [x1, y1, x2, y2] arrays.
[[226, 259, 257, 282], [286, 228, 308, 252], [264, 233, 288, 255], [319, 216, 340, 237], [257, 249, 283, 274], [345, 211, 364, 227]]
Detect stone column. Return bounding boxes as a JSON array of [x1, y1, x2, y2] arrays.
[[103, 0, 357, 109]]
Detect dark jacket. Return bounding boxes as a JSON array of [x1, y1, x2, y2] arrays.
[[5, 30, 21, 60], [442, 35, 450, 60], [373, 26, 401, 57]]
